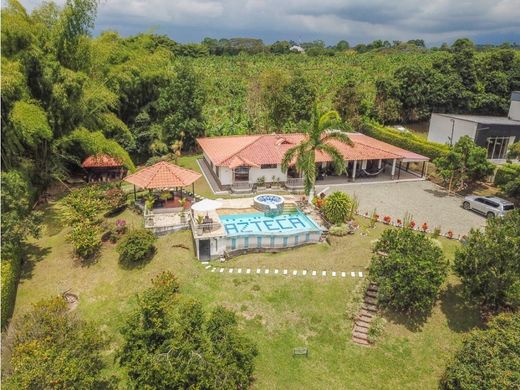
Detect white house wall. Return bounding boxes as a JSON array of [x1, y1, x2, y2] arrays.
[[218, 167, 233, 185], [428, 114, 478, 145], [249, 166, 287, 184]]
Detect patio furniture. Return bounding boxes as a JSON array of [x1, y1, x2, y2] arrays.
[[293, 347, 308, 357]]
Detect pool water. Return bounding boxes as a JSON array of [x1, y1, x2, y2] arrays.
[[220, 211, 321, 236]]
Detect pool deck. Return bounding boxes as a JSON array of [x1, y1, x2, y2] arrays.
[[193, 195, 307, 239]]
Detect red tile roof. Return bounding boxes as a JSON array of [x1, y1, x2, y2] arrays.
[[82, 154, 123, 168], [123, 161, 201, 189], [197, 133, 428, 168]]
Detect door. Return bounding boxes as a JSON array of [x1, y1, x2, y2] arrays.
[[199, 239, 211, 261], [472, 198, 487, 213]]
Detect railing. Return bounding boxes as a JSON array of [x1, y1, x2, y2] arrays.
[[231, 182, 253, 193], [285, 178, 304, 188], [190, 219, 223, 236]]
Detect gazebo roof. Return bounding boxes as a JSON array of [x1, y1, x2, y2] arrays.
[[123, 161, 201, 189], [82, 154, 123, 168]]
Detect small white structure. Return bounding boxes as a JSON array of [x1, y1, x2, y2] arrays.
[[289, 45, 305, 53]]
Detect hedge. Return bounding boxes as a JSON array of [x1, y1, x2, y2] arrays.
[[494, 163, 520, 187], [362, 121, 450, 160], [1, 253, 21, 329]]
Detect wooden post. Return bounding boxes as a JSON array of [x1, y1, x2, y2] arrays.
[[192, 182, 195, 197], [133, 185, 137, 201]]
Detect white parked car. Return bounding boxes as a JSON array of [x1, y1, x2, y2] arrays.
[[462, 196, 515, 218]]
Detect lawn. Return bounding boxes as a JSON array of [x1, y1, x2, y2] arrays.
[[7, 201, 479, 389]]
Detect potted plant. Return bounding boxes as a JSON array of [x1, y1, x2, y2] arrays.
[[409, 220, 416, 229], [383, 215, 391, 224], [271, 176, 279, 189], [256, 176, 266, 190], [396, 218, 402, 227], [179, 198, 187, 223], [196, 215, 204, 235], [446, 230, 454, 239], [421, 222, 428, 232]]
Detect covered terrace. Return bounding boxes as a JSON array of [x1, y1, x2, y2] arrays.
[[124, 161, 202, 234]]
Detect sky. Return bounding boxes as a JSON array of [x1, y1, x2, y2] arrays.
[[19, 0, 520, 46]]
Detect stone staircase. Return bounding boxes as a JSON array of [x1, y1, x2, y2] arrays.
[[282, 203, 298, 214], [352, 283, 379, 346]]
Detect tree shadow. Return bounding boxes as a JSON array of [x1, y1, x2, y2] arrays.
[[20, 243, 51, 280], [440, 282, 482, 332], [381, 307, 431, 332], [423, 188, 450, 198], [38, 202, 65, 237]]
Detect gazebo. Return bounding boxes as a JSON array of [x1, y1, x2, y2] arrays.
[[124, 161, 202, 210], [82, 154, 126, 182]]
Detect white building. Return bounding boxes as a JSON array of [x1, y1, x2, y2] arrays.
[[428, 92, 520, 160]]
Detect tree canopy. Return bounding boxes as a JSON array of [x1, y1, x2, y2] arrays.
[[117, 271, 258, 389], [369, 228, 448, 319], [440, 312, 520, 389], [454, 209, 520, 311]]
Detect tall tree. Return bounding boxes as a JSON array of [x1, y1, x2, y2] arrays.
[[157, 62, 206, 151], [117, 272, 257, 389], [434, 136, 494, 193], [281, 104, 353, 196], [454, 209, 520, 311]]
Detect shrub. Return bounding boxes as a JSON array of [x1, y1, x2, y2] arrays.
[[68, 223, 101, 259], [440, 313, 520, 389], [104, 187, 127, 212], [432, 226, 441, 238], [494, 163, 520, 187], [454, 209, 520, 311], [322, 192, 353, 224], [329, 224, 350, 236], [495, 163, 520, 200], [363, 121, 449, 160], [1, 254, 21, 328], [117, 229, 156, 264], [370, 228, 448, 317], [367, 316, 386, 344]]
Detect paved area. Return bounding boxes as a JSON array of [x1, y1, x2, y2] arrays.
[[317, 180, 486, 235], [203, 264, 364, 278]]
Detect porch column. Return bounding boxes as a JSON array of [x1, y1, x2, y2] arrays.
[[351, 160, 357, 181], [397, 161, 402, 180], [391, 159, 396, 179], [378, 159, 382, 169]]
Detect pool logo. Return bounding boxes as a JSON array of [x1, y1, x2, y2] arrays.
[[224, 216, 307, 235]]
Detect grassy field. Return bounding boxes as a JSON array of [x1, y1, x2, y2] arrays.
[[5, 198, 480, 389]]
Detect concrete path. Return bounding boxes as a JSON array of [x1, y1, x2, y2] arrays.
[[317, 180, 485, 234]]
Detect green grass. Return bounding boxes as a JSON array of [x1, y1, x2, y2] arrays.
[[7, 202, 480, 389]]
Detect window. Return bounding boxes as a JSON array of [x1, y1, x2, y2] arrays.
[[233, 166, 249, 182], [261, 164, 277, 169], [486, 137, 510, 159]]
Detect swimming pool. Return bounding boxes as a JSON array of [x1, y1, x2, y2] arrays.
[[220, 211, 322, 236]]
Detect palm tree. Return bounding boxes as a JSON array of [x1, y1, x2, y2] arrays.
[[281, 104, 353, 197]]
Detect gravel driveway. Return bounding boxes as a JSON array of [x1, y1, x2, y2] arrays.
[[316, 180, 486, 235]]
